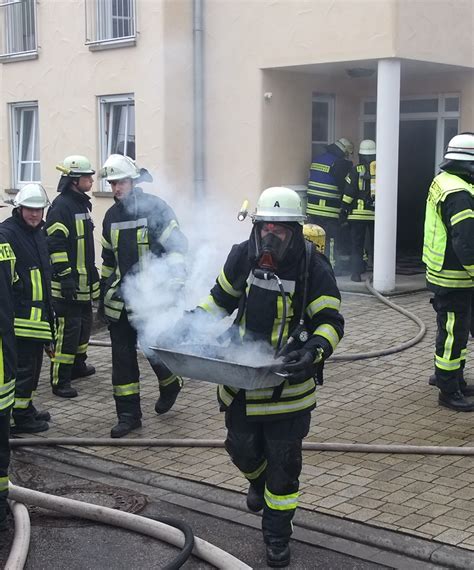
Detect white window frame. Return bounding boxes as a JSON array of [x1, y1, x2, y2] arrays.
[[10, 101, 41, 189], [311, 94, 335, 156], [0, 0, 38, 61], [85, 0, 136, 48], [360, 93, 460, 174], [98, 94, 135, 191]]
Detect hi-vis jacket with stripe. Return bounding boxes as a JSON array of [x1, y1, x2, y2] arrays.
[[341, 161, 376, 221], [306, 145, 352, 219], [44, 187, 100, 303], [422, 171, 474, 293], [0, 213, 53, 342], [199, 241, 344, 421], [101, 188, 188, 322], [0, 237, 16, 413]]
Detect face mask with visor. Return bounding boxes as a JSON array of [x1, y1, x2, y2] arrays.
[[254, 222, 294, 271]]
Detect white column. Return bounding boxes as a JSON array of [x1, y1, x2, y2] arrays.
[[373, 59, 401, 293]]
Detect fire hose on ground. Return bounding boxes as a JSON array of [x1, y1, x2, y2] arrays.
[[5, 281, 452, 569]]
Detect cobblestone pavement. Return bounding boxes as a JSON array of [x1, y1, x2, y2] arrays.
[[28, 289, 474, 553]]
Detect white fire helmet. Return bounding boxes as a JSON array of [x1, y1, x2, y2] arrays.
[[13, 184, 50, 209], [100, 154, 141, 181], [252, 187, 306, 223], [58, 155, 95, 177], [335, 137, 354, 156], [359, 139, 376, 156], [444, 133, 474, 162]]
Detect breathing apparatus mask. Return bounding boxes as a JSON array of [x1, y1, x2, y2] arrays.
[[253, 222, 294, 271]]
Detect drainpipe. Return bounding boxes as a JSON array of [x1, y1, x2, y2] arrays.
[[373, 58, 401, 293], [193, 0, 205, 200]]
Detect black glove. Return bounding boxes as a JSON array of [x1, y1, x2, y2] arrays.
[[61, 277, 77, 301], [282, 346, 323, 384]]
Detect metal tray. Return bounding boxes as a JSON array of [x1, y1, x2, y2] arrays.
[[150, 345, 286, 390]]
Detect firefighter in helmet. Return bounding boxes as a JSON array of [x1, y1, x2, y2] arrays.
[[423, 132, 474, 411], [44, 155, 100, 398], [0, 184, 53, 433], [340, 139, 376, 282], [99, 154, 188, 438], [181, 187, 344, 567]]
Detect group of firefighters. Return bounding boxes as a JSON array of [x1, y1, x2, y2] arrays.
[[0, 131, 473, 567], [307, 137, 376, 281]]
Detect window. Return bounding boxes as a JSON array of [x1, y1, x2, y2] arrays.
[[311, 95, 335, 157], [10, 102, 40, 188], [0, 0, 37, 60], [99, 94, 135, 190], [85, 0, 136, 47]]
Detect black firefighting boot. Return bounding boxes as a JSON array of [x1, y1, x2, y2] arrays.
[[71, 363, 96, 380], [155, 380, 182, 415], [246, 483, 264, 512], [110, 416, 142, 438], [31, 404, 51, 422], [429, 374, 474, 397], [11, 417, 49, 434], [438, 390, 474, 412], [266, 544, 291, 568], [52, 383, 78, 398]]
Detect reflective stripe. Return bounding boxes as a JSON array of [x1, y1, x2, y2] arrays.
[[307, 188, 340, 199], [435, 354, 461, 371], [247, 274, 295, 294], [198, 295, 228, 318], [218, 384, 237, 407], [342, 195, 353, 204], [310, 163, 331, 173], [306, 295, 341, 318], [77, 343, 88, 355], [14, 396, 32, 410], [246, 391, 316, 416], [30, 268, 42, 301], [264, 487, 299, 511], [159, 373, 179, 388], [241, 460, 267, 480], [46, 222, 69, 237], [271, 294, 293, 348], [113, 382, 140, 397], [218, 269, 242, 298], [0, 476, 9, 492], [101, 236, 113, 250], [247, 379, 314, 400], [308, 181, 338, 191], [101, 265, 114, 279], [159, 220, 179, 247], [111, 218, 147, 231], [442, 312, 455, 361], [50, 252, 69, 264], [313, 323, 340, 351], [52, 316, 65, 385], [450, 209, 474, 226], [426, 268, 473, 289]]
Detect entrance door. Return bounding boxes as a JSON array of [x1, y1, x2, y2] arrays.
[[397, 120, 437, 255]]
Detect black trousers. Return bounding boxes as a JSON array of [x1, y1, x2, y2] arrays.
[[307, 215, 340, 267], [109, 311, 180, 420], [13, 339, 44, 422], [432, 290, 472, 393], [349, 221, 374, 276], [224, 393, 311, 546], [51, 301, 92, 388], [0, 410, 11, 517]]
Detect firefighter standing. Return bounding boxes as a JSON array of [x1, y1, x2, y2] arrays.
[[306, 138, 353, 269], [44, 156, 100, 398], [0, 231, 16, 530], [0, 184, 54, 433], [99, 154, 188, 438], [340, 139, 376, 282], [186, 187, 344, 567], [423, 133, 474, 412]]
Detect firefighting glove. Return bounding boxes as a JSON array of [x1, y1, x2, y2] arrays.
[[61, 277, 77, 301], [282, 346, 323, 384]]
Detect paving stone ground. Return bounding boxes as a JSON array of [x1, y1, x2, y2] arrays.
[[28, 289, 474, 552]]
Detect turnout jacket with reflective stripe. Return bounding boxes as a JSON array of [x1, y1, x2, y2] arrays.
[[101, 188, 188, 322], [44, 187, 99, 303], [0, 238, 16, 413], [199, 240, 344, 421], [423, 171, 474, 293], [306, 145, 352, 219], [341, 162, 376, 221], [0, 214, 53, 342]]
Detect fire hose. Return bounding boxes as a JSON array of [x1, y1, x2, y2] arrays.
[[4, 281, 433, 568]]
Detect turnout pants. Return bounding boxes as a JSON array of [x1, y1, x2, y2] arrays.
[[0, 410, 11, 519], [307, 215, 340, 268], [431, 290, 472, 393], [109, 311, 181, 420], [51, 301, 92, 388], [225, 393, 311, 546], [13, 339, 44, 423], [349, 221, 374, 277]]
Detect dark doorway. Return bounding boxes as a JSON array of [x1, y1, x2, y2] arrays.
[[397, 120, 437, 261]]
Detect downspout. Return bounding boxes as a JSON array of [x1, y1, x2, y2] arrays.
[[193, 0, 205, 200]]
